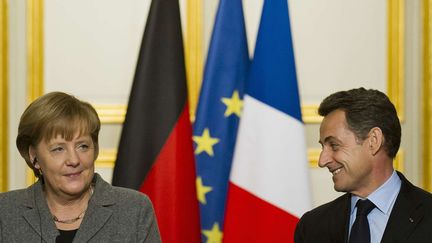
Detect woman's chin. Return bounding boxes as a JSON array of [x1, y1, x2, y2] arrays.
[[60, 183, 89, 197]]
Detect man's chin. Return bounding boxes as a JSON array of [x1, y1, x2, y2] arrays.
[[333, 184, 349, 193]]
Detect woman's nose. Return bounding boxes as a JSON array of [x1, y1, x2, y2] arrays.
[[65, 150, 80, 167]]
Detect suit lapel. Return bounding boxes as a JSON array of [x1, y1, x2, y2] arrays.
[[381, 172, 424, 243], [326, 193, 352, 243], [342, 194, 352, 242]]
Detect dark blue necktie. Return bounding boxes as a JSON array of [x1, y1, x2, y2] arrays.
[[349, 199, 376, 243]]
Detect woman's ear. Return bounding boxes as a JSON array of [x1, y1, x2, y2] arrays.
[[28, 146, 40, 169], [368, 127, 384, 155]]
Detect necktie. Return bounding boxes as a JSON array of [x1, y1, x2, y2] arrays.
[[349, 199, 376, 243]]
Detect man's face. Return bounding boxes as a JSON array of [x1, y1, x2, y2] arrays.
[[318, 109, 373, 196]]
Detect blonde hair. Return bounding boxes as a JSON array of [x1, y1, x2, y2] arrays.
[[16, 92, 101, 177]]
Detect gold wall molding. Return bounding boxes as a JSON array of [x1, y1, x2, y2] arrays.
[[423, 0, 432, 191], [93, 103, 394, 125], [387, 0, 405, 121], [95, 149, 116, 168], [93, 104, 127, 124], [0, 0, 8, 192], [95, 148, 405, 172], [27, 0, 44, 103], [302, 104, 321, 123], [26, 0, 44, 185], [94, 104, 321, 125]]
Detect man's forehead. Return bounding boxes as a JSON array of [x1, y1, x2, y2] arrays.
[[323, 109, 346, 121], [320, 110, 348, 129], [319, 111, 353, 141]]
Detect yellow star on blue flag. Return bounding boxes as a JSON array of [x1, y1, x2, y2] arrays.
[[193, 128, 219, 156], [196, 177, 213, 204], [202, 223, 223, 243], [221, 90, 243, 117]]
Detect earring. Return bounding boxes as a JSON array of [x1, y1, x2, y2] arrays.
[[32, 157, 42, 176]]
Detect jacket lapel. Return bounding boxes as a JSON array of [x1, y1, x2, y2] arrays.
[[22, 208, 43, 238], [380, 172, 424, 243], [342, 194, 352, 242], [325, 193, 351, 242], [73, 205, 113, 242], [21, 174, 117, 242], [22, 181, 60, 242], [74, 174, 115, 242]]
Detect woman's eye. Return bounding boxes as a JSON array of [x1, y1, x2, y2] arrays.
[[51, 147, 64, 153], [77, 144, 89, 151]]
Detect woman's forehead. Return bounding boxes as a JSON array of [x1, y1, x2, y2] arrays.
[[42, 121, 91, 141]]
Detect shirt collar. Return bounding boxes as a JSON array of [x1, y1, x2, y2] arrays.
[[350, 170, 401, 215]]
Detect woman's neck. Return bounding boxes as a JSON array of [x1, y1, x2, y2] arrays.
[[44, 185, 94, 230]]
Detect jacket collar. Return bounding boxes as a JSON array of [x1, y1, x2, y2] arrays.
[[74, 173, 116, 242], [378, 171, 424, 242], [22, 173, 116, 242], [22, 179, 59, 242]]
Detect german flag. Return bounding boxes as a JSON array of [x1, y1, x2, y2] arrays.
[[112, 0, 201, 242]]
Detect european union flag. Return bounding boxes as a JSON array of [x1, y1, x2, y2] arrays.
[[192, 0, 250, 241]]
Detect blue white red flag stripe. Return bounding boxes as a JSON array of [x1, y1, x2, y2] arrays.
[[223, 0, 311, 242]]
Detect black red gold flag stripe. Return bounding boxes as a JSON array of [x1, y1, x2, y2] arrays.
[[112, 0, 201, 242]]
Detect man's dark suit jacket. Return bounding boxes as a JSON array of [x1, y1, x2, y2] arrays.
[[294, 172, 432, 243]]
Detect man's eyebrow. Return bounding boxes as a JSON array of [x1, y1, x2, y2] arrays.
[[319, 136, 340, 145]]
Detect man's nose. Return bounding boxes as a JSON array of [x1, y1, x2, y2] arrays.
[[318, 149, 331, 168]]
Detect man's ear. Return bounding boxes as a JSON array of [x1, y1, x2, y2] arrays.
[[368, 127, 384, 155]]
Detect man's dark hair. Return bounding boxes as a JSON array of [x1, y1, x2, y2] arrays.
[[318, 87, 401, 158]]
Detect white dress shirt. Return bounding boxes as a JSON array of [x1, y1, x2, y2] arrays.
[[349, 170, 402, 243]]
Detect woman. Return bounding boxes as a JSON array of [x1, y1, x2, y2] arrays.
[[0, 92, 161, 242]]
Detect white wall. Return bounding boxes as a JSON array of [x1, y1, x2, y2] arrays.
[[44, 0, 150, 104], [8, 0, 28, 190]]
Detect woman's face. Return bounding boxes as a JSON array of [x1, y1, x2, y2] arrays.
[[30, 132, 95, 199]]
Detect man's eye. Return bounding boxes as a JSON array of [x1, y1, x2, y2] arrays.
[[330, 144, 339, 151]]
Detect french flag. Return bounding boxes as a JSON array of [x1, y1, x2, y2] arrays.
[[223, 1, 312, 242]]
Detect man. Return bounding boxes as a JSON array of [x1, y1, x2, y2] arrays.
[[294, 88, 432, 243]]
